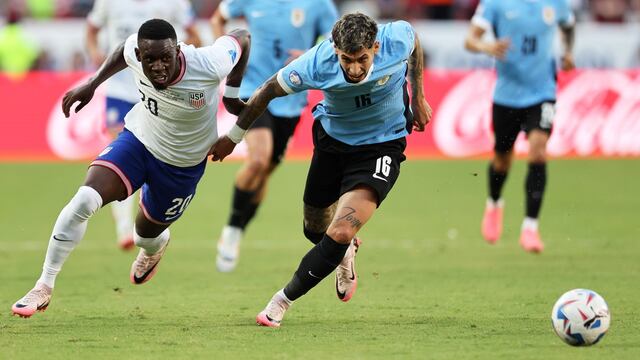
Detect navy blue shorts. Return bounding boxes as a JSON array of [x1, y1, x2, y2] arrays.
[[105, 97, 135, 129], [92, 129, 206, 224]]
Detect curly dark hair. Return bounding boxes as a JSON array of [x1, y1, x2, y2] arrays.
[[331, 13, 378, 53]]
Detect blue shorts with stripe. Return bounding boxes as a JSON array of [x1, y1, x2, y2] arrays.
[[92, 128, 206, 224]]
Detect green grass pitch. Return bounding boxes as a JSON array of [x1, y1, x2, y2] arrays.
[[0, 159, 638, 359]]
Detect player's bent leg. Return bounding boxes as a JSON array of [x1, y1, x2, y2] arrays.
[[130, 213, 171, 284], [217, 128, 273, 273], [303, 203, 337, 245], [112, 195, 136, 250], [12, 165, 127, 317], [520, 130, 549, 253], [328, 186, 377, 302]]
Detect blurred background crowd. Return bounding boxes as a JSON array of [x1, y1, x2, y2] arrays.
[[1, 0, 639, 73]]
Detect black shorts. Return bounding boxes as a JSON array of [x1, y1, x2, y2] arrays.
[[492, 101, 556, 154], [303, 121, 407, 208], [242, 99, 300, 165]]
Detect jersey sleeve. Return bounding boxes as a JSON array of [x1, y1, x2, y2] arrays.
[[387, 21, 416, 60], [199, 35, 243, 81], [316, 0, 339, 38], [471, 0, 497, 32], [122, 33, 139, 68], [218, 0, 246, 20], [86, 0, 107, 28], [276, 46, 321, 94], [557, 0, 576, 27]]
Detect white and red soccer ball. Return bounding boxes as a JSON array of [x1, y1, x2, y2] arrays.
[[551, 289, 611, 346]]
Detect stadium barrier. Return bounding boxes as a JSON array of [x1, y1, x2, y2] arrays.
[[1, 69, 639, 161]]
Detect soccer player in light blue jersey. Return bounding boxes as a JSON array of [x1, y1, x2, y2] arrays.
[[209, 0, 338, 273], [465, 0, 575, 253], [210, 13, 432, 327]]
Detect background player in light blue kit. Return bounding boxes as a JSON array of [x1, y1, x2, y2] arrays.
[[210, 13, 433, 327], [209, 0, 338, 272], [465, 0, 575, 253]]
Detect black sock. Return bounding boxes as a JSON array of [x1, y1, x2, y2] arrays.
[[488, 163, 508, 202], [228, 186, 256, 229], [241, 202, 260, 229], [303, 225, 325, 245], [283, 234, 349, 301], [525, 162, 547, 218]]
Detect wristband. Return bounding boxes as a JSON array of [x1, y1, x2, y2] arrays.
[[227, 124, 247, 144], [223, 86, 240, 98]]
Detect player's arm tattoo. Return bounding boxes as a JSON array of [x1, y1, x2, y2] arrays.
[[408, 32, 425, 101], [335, 207, 363, 229], [560, 24, 575, 54], [89, 41, 128, 89], [304, 203, 337, 233], [225, 29, 251, 87], [236, 75, 288, 130]]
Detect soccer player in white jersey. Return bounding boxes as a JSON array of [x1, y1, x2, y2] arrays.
[[11, 19, 250, 318], [86, 0, 202, 250], [210, 13, 432, 327], [210, 0, 338, 272]]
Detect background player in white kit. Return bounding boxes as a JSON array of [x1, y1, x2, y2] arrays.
[[86, 0, 202, 250], [11, 19, 250, 318]]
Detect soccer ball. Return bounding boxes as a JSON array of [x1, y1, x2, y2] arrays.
[[551, 289, 611, 346]]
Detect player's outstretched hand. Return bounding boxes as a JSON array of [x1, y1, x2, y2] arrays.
[[411, 97, 432, 132], [561, 53, 575, 71], [62, 83, 96, 118], [209, 135, 237, 162], [222, 97, 246, 116]]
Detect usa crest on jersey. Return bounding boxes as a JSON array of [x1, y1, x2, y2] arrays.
[[189, 92, 205, 109]]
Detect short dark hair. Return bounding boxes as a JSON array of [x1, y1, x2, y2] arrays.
[[331, 13, 378, 53], [138, 19, 177, 42]]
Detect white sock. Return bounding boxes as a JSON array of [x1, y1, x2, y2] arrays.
[[522, 217, 539, 231], [38, 186, 103, 288], [277, 289, 293, 306], [134, 228, 170, 255], [111, 195, 135, 241], [486, 198, 504, 209]]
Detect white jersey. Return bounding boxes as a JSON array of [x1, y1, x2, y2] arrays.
[[122, 34, 241, 167], [87, 0, 196, 102]]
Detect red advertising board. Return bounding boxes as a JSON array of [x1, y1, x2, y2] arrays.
[[1, 70, 639, 161]]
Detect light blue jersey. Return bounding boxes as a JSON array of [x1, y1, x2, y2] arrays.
[[219, 0, 338, 117], [472, 0, 574, 108], [276, 21, 416, 146]]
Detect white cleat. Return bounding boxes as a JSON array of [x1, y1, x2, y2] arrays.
[[336, 237, 362, 302], [216, 226, 243, 272], [12, 283, 53, 318], [130, 238, 170, 285], [256, 289, 292, 328]]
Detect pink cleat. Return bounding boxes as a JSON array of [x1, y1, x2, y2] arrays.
[[118, 235, 135, 251], [256, 290, 291, 328], [12, 283, 52, 318], [130, 238, 170, 285], [335, 237, 362, 302], [481, 200, 503, 244], [520, 228, 544, 253]]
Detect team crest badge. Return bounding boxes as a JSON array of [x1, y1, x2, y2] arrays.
[[289, 71, 302, 86], [542, 6, 556, 25], [376, 75, 390, 86], [189, 92, 205, 109], [291, 8, 305, 27]]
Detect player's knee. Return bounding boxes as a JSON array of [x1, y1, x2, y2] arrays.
[[245, 156, 270, 178], [493, 155, 512, 172], [68, 186, 103, 221], [326, 226, 355, 245]]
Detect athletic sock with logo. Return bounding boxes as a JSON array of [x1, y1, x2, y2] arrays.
[[488, 162, 508, 202], [283, 234, 349, 301], [38, 186, 103, 288], [228, 186, 256, 229], [525, 162, 547, 218]]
